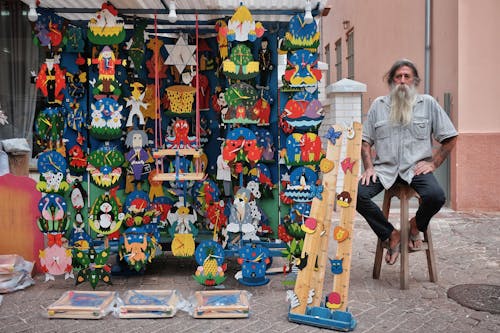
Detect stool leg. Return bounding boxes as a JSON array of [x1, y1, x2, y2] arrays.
[[373, 193, 392, 279], [424, 229, 438, 282], [399, 192, 410, 290], [373, 239, 384, 279]]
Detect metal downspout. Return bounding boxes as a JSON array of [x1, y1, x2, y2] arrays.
[[425, 0, 431, 94]]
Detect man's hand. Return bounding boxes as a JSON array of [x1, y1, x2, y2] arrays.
[[414, 160, 435, 175], [360, 167, 377, 185]]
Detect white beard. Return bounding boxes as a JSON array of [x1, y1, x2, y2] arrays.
[[390, 84, 417, 126]]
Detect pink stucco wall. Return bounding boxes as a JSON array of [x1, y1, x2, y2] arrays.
[[321, 0, 500, 210]]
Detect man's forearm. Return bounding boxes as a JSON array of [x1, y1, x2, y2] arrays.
[[432, 136, 457, 169], [361, 141, 374, 170]]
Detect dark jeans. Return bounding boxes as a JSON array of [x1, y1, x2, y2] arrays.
[[356, 173, 446, 241]]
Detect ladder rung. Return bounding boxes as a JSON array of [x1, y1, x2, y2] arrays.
[[152, 172, 205, 181], [153, 148, 202, 158]]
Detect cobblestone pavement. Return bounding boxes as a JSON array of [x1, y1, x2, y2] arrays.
[[0, 209, 499, 332]]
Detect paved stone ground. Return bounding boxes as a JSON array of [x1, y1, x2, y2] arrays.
[[0, 209, 499, 332]]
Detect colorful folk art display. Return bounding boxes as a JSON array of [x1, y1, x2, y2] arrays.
[[222, 44, 259, 80], [284, 49, 322, 88], [164, 35, 196, 75], [86, 147, 124, 189], [68, 145, 88, 174], [282, 91, 324, 130], [64, 26, 85, 53], [35, 107, 66, 152], [39, 240, 73, 281], [66, 71, 88, 100], [214, 20, 229, 59], [36, 151, 69, 194], [223, 82, 259, 123], [227, 188, 254, 235], [145, 37, 168, 79], [191, 179, 220, 217], [237, 244, 271, 286], [37, 194, 69, 233], [32, 12, 65, 49], [89, 46, 126, 97], [255, 129, 275, 162], [282, 166, 322, 203], [118, 227, 156, 272], [165, 85, 196, 114], [193, 240, 226, 286], [89, 97, 124, 140], [222, 127, 262, 163], [35, 58, 66, 105], [87, 2, 125, 45], [88, 193, 124, 235], [74, 247, 112, 289], [125, 20, 148, 75], [167, 198, 197, 257], [124, 130, 150, 181], [281, 132, 324, 165], [281, 14, 320, 51], [225, 4, 265, 42], [164, 118, 197, 149], [70, 180, 87, 227], [125, 81, 148, 127]]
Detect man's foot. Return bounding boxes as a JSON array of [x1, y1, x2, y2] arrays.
[[409, 217, 423, 250], [384, 229, 401, 265]]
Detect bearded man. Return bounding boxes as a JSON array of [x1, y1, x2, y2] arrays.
[[356, 59, 458, 265]]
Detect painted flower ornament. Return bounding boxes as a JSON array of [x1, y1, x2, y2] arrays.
[[35, 106, 66, 150], [39, 240, 73, 281], [222, 44, 260, 80], [74, 246, 112, 289]]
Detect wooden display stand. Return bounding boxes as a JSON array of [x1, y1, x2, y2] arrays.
[[288, 123, 361, 331]]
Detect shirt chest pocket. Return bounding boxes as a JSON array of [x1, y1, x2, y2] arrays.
[[374, 121, 392, 139], [412, 118, 430, 139]]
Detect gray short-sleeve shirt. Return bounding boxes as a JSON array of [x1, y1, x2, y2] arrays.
[[362, 94, 458, 189]]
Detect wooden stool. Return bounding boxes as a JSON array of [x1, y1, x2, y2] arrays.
[[372, 183, 438, 289]]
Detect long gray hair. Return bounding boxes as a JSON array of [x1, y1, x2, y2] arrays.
[[384, 59, 421, 87]]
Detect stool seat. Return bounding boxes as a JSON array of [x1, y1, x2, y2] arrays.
[[372, 183, 438, 289]]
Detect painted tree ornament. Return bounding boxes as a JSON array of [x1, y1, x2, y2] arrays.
[[125, 20, 147, 74], [146, 37, 168, 79], [87, 2, 126, 45], [222, 44, 260, 80]]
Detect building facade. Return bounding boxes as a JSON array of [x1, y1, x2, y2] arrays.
[[321, 0, 500, 211]]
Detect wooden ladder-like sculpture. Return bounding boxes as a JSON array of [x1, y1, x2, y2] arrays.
[[152, 148, 205, 182], [289, 122, 361, 322]]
